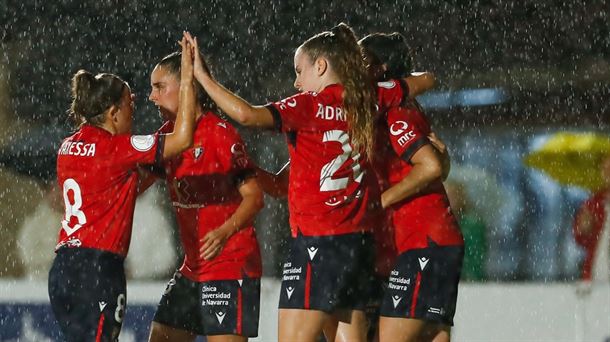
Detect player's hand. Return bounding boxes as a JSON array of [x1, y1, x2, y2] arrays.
[[200, 226, 232, 260], [428, 132, 446, 154], [179, 34, 194, 84], [183, 31, 211, 82]]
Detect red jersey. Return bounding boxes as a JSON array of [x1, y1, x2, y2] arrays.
[[573, 190, 609, 280], [376, 103, 463, 252], [160, 113, 262, 282], [55, 125, 162, 257], [266, 81, 407, 237]]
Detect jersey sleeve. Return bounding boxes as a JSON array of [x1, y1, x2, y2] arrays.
[[264, 92, 316, 132], [376, 79, 409, 113], [109, 133, 165, 169], [386, 107, 429, 163], [214, 125, 256, 186]]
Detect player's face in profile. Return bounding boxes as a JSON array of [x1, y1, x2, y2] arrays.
[[293, 47, 320, 93], [149, 65, 180, 121], [114, 86, 134, 134], [362, 49, 384, 81]]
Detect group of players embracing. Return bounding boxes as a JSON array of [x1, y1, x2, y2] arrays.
[[50, 23, 463, 342]]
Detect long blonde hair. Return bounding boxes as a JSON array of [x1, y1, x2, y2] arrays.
[[300, 23, 377, 160]]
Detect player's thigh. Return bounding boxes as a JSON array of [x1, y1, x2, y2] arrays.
[[148, 321, 197, 342], [207, 335, 248, 342], [332, 309, 369, 342], [420, 323, 451, 342], [379, 316, 426, 342], [278, 308, 330, 342]]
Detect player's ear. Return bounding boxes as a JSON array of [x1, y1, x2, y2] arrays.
[[106, 104, 120, 124], [316, 57, 328, 76]]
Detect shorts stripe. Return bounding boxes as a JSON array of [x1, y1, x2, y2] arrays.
[[410, 272, 422, 317], [305, 262, 312, 309], [95, 314, 105, 342], [237, 286, 243, 335]]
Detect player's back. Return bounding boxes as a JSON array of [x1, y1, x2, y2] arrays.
[[268, 84, 379, 236], [56, 125, 158, 256]]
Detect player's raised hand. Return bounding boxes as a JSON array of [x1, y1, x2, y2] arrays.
[[179, 34, 194, 84], [183, 31, 211, 82]]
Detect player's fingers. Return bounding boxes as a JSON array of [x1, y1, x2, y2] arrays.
[[203, 245, 220, 260], [200, 237, 213, 251]]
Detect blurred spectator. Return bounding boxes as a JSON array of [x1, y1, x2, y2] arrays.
[[573, 155, 610, 282], [16, 181, 62, 280], [445, 179, 487, 281], [125, 184, 177, 280]]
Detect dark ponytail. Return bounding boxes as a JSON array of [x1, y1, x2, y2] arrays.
[[301, 23, 377, 160], [69, 69, 126, 128], [359, 32, 413, 80]]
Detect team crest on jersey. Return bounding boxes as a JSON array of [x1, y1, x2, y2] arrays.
[[193, 146, 204, 160], [130, 134, 155, 152]]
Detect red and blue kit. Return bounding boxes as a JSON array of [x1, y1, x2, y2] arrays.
[[376, 103, 464, 325], [378, 104, 463, 252], [159, 113, 262, 282], [265, 81, 407, 237], [270, 81, 408, 313], [52, 124, 163, 341], [55, 125, 163, 256]]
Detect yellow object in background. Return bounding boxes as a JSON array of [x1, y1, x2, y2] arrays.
[[524, 132, 610, 191]]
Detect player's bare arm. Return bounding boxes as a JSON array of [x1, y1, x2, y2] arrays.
[[405, 72, 436, 98], [381, 144, 443, 209], [184, 31, 275, 128], [162, 36, 196, 159], [200, 176, 264, 260], [428, 132, 451, 181]]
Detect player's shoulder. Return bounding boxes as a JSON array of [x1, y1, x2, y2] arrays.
[[277, 91, 317, 109], [376, 79, 401, 90], [205, 112, 237, 134], [203, 112, 243, 143]]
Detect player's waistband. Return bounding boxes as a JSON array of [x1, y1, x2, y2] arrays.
[[55, 246, 125, 266]]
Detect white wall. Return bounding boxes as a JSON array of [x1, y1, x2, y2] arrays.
[[1, 279, 608, 341]]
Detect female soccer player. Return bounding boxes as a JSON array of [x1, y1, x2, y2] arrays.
[[146, 50, 264, 342], [360, 32, 464, 342], [48, 37, 196, 342], [183, 23, 415, 341]]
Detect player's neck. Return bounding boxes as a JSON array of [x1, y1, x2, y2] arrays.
[[97, 121, 117, 135], [317, 74, 341, 92]]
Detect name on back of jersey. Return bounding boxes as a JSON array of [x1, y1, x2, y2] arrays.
[[58, 140, 96, 157], [315, 104, 345, 122]]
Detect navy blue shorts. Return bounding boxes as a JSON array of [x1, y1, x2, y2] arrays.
[[153, 271, 260, 337], [380, 245, 463, 326], [48, 247, 126, 342], [364, 274, 387, 339], [278, 232, 375, 313]]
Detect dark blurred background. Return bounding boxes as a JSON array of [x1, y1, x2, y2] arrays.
[[0, 0, 609, 281]]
